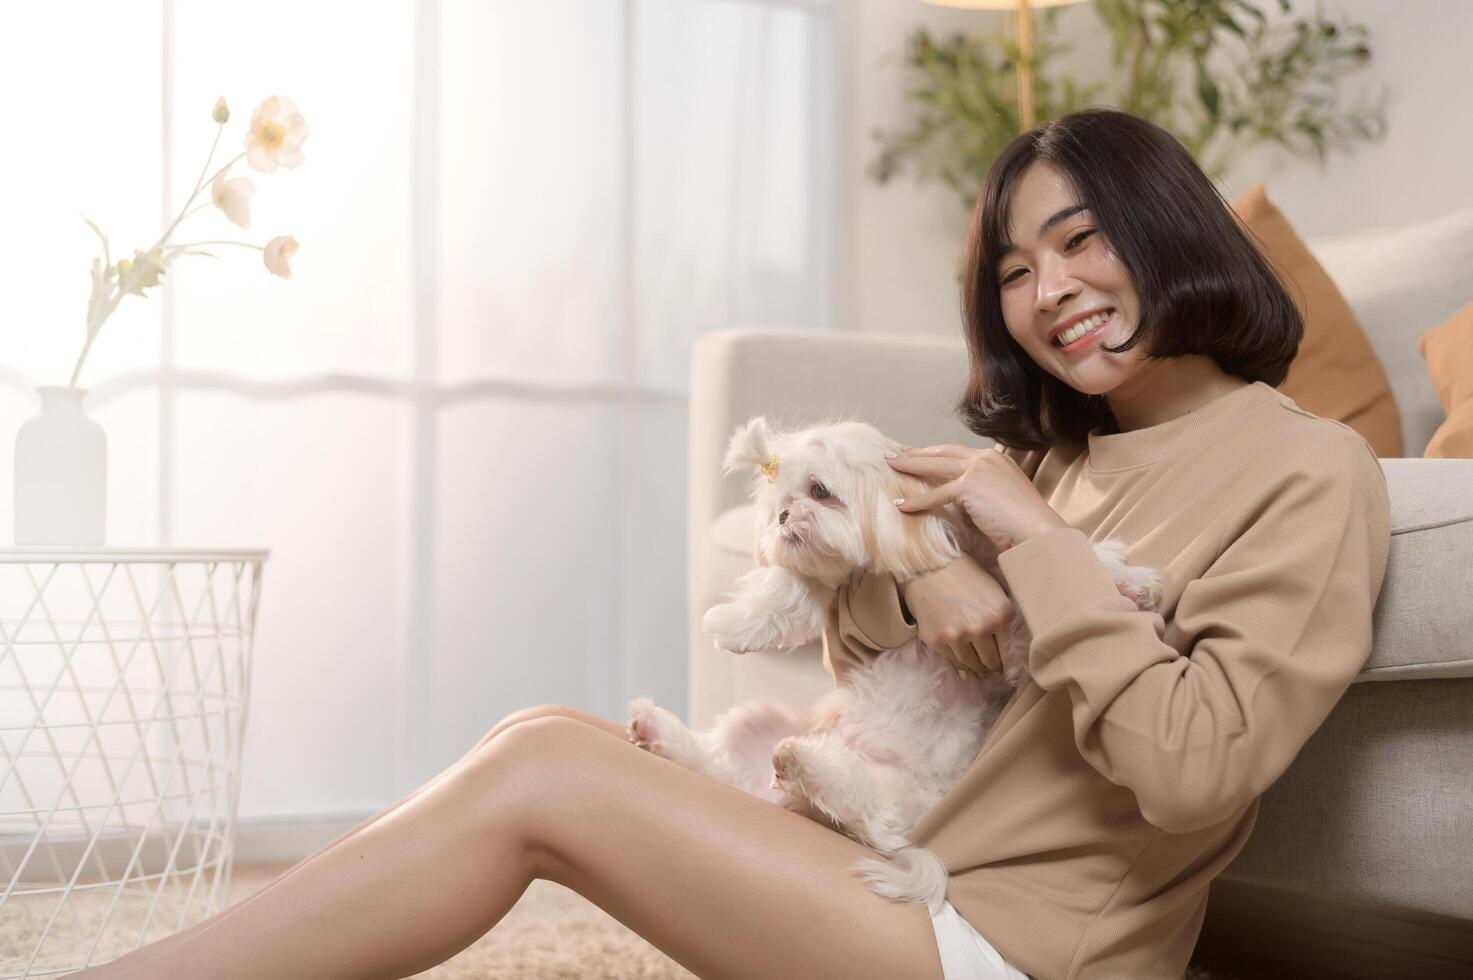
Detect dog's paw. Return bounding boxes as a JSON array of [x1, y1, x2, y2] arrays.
[[1092, 540, 1164, 612], [770, 736, 803, 792], [626, 697, 663, 755], [1115, 566, 1164, 611], [701, 602, 770, 654]]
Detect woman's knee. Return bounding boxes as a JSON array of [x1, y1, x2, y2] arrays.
[[478, 704, 581, 748], [462, 716, 597, 874], [478, 703, 627, 749]]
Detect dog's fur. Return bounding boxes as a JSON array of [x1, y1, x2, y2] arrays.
[[628, 415, 1163, 914]]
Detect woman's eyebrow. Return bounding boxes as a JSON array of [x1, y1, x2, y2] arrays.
[[997, 203, 1091, 259]]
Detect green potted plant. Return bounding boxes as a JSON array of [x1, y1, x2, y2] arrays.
[[871, 0, 1386, 213]]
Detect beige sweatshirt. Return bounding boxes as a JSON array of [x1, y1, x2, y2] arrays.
[[822, 380, 1391, 980]]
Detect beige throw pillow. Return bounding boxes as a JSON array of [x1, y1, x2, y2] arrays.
[[1418, 302, 1473, 459]]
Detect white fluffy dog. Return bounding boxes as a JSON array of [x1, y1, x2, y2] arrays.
[[627, 416, 1162, 914]]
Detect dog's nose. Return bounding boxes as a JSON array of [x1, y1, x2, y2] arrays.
[[778, 509, 790, 525]]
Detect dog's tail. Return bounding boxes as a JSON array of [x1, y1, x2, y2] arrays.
[[849, 845, 949, 916]]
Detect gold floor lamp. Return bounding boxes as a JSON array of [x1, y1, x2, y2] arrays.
[[917, 0, 1091, 131]]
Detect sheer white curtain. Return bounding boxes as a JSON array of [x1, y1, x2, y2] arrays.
[[0, 0, 833, 821]]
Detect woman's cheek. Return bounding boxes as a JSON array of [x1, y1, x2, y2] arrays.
[[1000, 298, 1031, 349]]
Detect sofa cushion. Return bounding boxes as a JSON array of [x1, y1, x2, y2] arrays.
[[1306, 207, 1473, 457], [1417, 302, 1473, 459], [708, 457, 1473, 680], [1233, 185, 1403, 458]]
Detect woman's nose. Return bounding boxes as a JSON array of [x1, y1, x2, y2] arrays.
[[1033, 254, 1079, 314]]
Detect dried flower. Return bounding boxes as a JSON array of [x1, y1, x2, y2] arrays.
[[211, 173, 256, 229], [119, 248, 168, 296], [246, 95, 309, 174], [263, 235, 299, 279], [70, 94, 309, 385]]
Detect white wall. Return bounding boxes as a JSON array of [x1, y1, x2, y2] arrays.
[[834, 0, 1473, 339]]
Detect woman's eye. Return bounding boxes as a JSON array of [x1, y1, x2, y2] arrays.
[[810, 482, 830, 500], [999, 230, 1093, 285]]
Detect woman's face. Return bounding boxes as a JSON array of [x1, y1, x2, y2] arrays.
[[995, 161, 1148, 397]]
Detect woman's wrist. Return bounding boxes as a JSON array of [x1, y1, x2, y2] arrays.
[[1006, 514, 1070, 551], [900, 551, 980, 600]]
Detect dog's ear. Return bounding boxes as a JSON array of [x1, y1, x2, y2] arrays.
[[722, 416, 774, 475], [861, 467, 961, 578]]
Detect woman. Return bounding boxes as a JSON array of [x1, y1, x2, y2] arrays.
[[77, 109, 1390, 980]]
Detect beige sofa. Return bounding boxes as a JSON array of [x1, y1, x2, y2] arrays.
[[686, 214, 1473, 975]]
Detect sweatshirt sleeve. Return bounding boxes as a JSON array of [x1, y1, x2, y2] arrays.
[[996, 438, 1391, 834], [822, 571, 919, 682]]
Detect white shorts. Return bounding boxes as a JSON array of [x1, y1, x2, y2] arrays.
[[929, 899, 1033, 980]]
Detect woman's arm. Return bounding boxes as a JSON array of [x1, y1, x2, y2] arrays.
[[996, 437, 1392, 834]]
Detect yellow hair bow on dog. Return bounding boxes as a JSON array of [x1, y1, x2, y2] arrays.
[[760, 452, 780, 483]]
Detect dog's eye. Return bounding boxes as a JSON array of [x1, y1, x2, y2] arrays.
[[810, 482, 831, 500]]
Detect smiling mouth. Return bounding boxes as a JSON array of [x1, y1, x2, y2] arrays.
[[1052, 310, 1114, 349]]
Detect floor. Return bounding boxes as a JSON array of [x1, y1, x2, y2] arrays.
[[1192, 878, 1473, 979]]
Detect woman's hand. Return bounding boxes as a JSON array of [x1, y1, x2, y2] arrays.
[[887, 443, 1068, 553], [900, 551, 1013, 675]]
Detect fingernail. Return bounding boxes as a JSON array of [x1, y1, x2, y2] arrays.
[[893, 498, 905, 507], [884, 451, 897, 459]]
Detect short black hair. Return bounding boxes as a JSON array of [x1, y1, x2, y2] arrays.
[[955, 108, 1303, 450]]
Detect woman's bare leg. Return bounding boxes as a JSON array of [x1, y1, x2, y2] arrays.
[[79, 713, 945, 980], [75, 704, 626, 975]]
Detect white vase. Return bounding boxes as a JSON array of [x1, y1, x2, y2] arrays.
[[14, 385, 108, 546]]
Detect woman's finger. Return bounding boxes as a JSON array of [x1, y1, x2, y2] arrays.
[[943, 641, 979, 675], [886, 454, 965, 482], [893, 480, 958, 513], [958, 640, 987, 674], [899, 444, 976, 459], [971, 636, 1002, 674]]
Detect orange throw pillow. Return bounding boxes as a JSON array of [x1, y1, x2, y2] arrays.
[[1232, 185, 1403, 457], [1418, 302, 1473, 458]]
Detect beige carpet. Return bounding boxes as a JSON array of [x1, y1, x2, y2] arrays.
[[2, 863, 1232, 978]]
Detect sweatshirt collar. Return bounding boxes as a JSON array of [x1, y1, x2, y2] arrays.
[[1086, 380, 1271, 472]]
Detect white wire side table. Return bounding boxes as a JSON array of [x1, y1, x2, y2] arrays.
[[0, 548, 268, 979]]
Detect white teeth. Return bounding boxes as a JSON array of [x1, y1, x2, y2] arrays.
[[1054, 311, 1111, 347]]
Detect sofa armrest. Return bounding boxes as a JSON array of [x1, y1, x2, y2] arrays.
[[1363, 457, 1473, 681]]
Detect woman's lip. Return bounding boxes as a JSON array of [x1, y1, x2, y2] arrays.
[[1054, 312, 1113, 352]]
